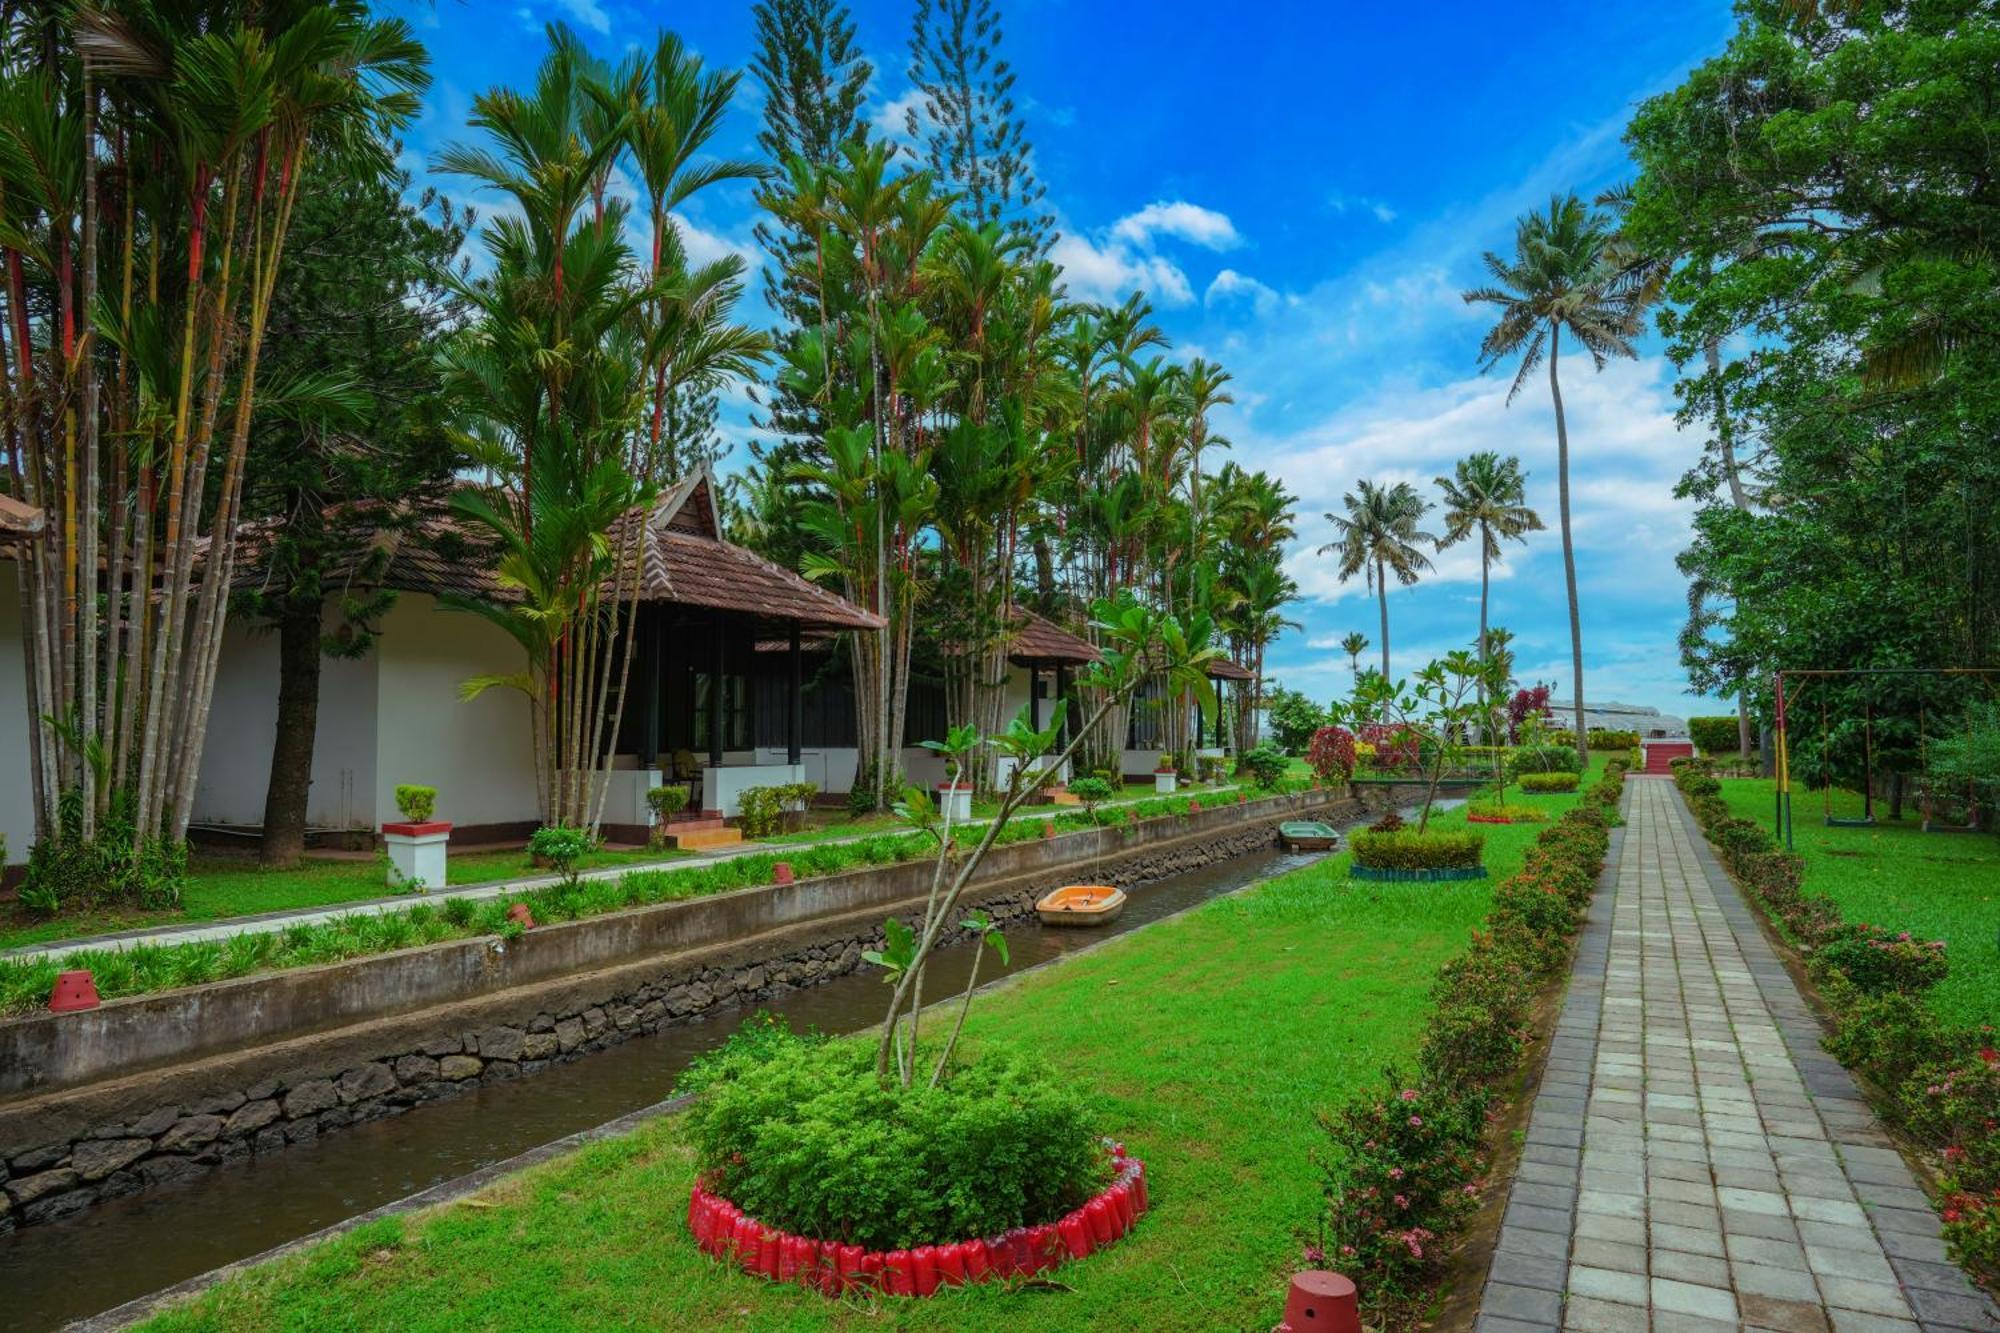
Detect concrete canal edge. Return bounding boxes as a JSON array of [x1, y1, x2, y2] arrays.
[[1, 787, 1387, 1236]]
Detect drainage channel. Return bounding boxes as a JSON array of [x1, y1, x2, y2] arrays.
[[3, 833, 1362, 1331]]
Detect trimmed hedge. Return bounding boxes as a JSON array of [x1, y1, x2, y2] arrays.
[[1517, 772, 1580, 794], [1349, 828, 1485, 871], [1671, 759, 2000, 1287], [1586, 729, 1641, 750], [1318, 760, 1627, 1310], [1688, 715, 1742, 755]]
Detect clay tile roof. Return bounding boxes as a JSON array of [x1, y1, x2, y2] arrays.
[[1207, 658, 1255, 682], [0, 493, 45, 540], [1006, 610, 1101, 666]]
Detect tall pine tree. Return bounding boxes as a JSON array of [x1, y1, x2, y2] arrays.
[[906, 0, 1053, 252]]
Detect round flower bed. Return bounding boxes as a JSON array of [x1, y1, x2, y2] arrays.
[[687, 1144, 1149, 1296]]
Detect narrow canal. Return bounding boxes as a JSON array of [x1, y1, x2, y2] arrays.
[[4, 826, 1365, 1330]]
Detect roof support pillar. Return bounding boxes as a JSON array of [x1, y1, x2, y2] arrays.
[[787, 622, 803, 766], [708, 625, 725, 768]]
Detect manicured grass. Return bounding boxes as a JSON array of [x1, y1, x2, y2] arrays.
[[0, 846, 694, 952], [1718, 776, 2000, 1031], [137, 790, 1583, 1332]]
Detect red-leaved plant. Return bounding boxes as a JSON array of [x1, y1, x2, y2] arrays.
[[1307, 726, 1358, 784]]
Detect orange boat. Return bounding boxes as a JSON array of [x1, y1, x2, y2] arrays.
[[1035, 884, 1127, 927]]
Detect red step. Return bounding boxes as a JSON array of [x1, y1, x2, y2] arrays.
[[1642, 742, 1695, 775]]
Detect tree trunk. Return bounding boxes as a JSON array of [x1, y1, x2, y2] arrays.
[[1478, 538, 1491, 740], [1376, 557, 1390, 681], [259, 597, 322, 867], [1549, 325, 1588, 771]]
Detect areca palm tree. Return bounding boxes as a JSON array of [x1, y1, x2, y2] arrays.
[[1318, 480, 1436, 682], [1436, 452, 1543, 675], [1340, 632, 1370, 679], [1464, 194, 1638, 768]]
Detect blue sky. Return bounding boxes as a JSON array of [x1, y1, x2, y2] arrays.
[[388, 0, 1742, 720]]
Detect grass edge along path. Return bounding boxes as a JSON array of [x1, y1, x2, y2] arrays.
[[133, 790, 1595, 1332], [1715, 776, 2000, 1032], [0, 784, 1303, 1019]]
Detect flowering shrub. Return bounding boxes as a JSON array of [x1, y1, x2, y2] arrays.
[[1809, 922, 1949, 997], [1315, 1077, 1489, 1300], [1672, 757, 2000, 1285], [1943, 1186, 2000, 1287], [1354, 741, 1378, 766], [1358, 723, 1421, 770], [1318, 762, 1626, 1316], [1307, 726, 1359, 784]]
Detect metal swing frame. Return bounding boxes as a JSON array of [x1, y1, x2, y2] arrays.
[[1772, 667, 2000, 849]]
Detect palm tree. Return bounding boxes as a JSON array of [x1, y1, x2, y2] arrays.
[[1340, 632, 1370, 678], [1436, 452, 1543, 676], [1464, 194, 1638, 769], [1318, 480, 1436, 682]]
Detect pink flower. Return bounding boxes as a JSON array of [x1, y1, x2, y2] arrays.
[[1303, 1244, 1325, 1264], [1400, 1089, 1419, 1101], [1408, 1115, 1423, 1127], [1394, 1194, 1410, 1209]]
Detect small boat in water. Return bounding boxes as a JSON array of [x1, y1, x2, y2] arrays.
[[1036, 884, 1127, 927], [1279, 820, 1340, 851]]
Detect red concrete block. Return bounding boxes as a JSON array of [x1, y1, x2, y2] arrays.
[[772, 861, 794, 886], [1275, 1270, 1360, 1333], [505, 902, 535, 930], [48, 970, 98, 1013]]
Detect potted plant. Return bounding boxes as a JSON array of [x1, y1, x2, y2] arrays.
[[647, 785, 690, 849], [1153, 751, 1177, 795], [382, 784, 448, 891]]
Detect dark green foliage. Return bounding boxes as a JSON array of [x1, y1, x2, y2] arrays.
[[1263, 685, 1330, 754], [681, 1022, 1105, 1248], [1585, 729, 1640, 750], [1688, 716, 1742, 755], [1508, 743, 1583, 778], [1235, 743, 1290, 789], [20, 789, 185, 916], [527, 826, 593, 888], [1810, 922, 1949, 997]]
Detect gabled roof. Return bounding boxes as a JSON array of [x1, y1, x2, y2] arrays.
[[222, 467, 884, 633], [0, 493, 45, 541], [1007, 610, 1102, 666]]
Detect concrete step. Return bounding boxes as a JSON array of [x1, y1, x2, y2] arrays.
[[669, 827, 744, 851], [663, 816, 725, 832]]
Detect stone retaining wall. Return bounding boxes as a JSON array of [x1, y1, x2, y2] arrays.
[[0, 794, 1374, 1234]]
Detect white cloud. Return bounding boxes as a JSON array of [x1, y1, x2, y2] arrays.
[[555, 0, 609, 35], [1205, 269, 1281, 316], [1328, 192, 1399, 224], [1050, 230, 1194, 306], [873, 87, 927, 143], [1110, 200, 1242, 251]]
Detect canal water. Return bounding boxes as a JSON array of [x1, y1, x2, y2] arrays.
[[3, 831, 1359, 1330]]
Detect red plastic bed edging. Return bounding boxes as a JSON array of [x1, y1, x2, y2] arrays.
[[686, 1143, 1148, 1297]]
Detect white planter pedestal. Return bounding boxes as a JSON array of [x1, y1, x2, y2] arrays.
[[1154, 772, 1178, 795], [935, 784, 973, 822], [382, 822, 451, 890]]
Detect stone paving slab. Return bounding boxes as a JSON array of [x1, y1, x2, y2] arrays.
[[1476, 777, 2000, 1333]]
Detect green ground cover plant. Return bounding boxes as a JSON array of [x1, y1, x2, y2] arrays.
[[131, 785, 1593, 1331], [1676, 760, 2000, 1288]]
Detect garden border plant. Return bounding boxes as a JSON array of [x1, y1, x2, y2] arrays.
[[1314, 759, 1627, 1318], [1669, 757, 2000, 1289]]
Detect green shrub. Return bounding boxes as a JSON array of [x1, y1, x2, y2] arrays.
[[1317, 1075, 1489, 1301], [527, 824, 592, 888], [1507, 744, 1582, 778], [1515, 771, 1579, 794], [739, 783, 816, 837], [680, 1023, 1107, 1249], [646, 785, 689, 820], [1066, 776, 1114, 814], [1586, 728, 1641, 750], [1235, 743, 1289, 788], [1809, 923, 1949, 997], [1350, 828, 1485, 871], [1688, 715, 1742, 755], [393, 784, 437, 823]]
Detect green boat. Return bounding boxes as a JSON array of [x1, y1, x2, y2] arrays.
[[1279, 820, 1340, 851]]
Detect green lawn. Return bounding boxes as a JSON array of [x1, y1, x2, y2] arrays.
[[138, 790, 1582, 1332], [1718, 776, 2000, 1032], [0, 846, 692, 952]]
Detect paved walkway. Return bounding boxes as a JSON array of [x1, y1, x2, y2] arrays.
[[1478, 777, 2000, 1332], [4, 782, 1255, 964]]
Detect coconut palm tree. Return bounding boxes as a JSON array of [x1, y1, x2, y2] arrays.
[[1463, 194, 1638, 769], [1436, 452, 1543, 676], [1340, 632, 1370, 679], [1318, 480, 1436, 682]]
